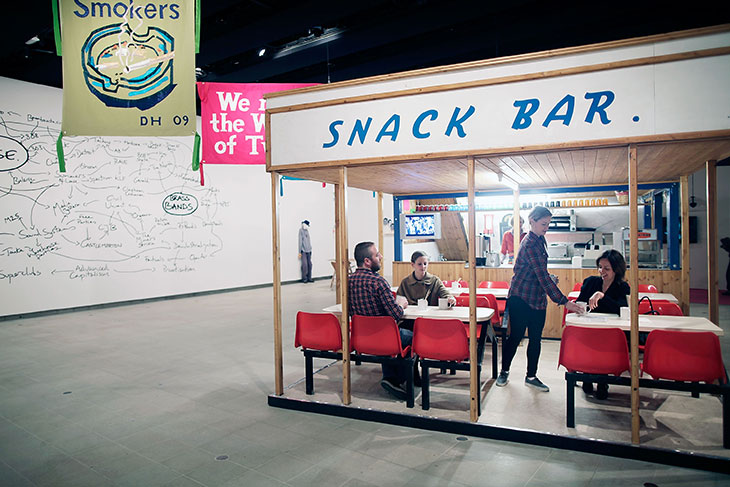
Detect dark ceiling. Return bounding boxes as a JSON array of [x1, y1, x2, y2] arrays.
[[2, 1, 729, 89]]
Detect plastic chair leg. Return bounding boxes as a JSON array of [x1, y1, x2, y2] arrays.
[[405, 358, 414, 408], [305, 355, 314, 395], [422, 362, 430, 410], [723, 390, 729, 449], [566, 374, 576, 428]]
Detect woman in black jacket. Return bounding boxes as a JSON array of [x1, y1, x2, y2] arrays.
[[575, 249, 630, 399]]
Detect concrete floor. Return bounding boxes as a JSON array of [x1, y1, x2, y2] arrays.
[[1, 280, 729, 486]]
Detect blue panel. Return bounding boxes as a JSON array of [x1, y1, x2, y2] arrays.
[[653, 193, 663, 250], [667, 184, 680, 269], [393, 197, 403, 262]]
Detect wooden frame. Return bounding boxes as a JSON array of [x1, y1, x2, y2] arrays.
[[267, 26, 728, 454]]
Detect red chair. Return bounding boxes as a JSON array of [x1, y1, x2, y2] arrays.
[[413, 317, 482, 412], [638, 299, 680, 315], [572, 283, 582, 291], [642, 330, 726, 385], [653, 302, 683, 316], [295, 312, 344, 395], [477, 281, 489, 288], [351, 315, 415, 407], [558, 326, 630, 427], [482, 281, 509, 317], [559, 326, 631, 376], [454, 295, 499, 326], [456, 293, 501, 379], [638, 284, 659, 293]]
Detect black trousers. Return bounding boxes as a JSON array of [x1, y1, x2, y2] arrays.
[[301, 252, 312, 281], [501, 296, 546, 377]]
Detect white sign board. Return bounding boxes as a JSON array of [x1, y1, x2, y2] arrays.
[[269, 53, 730, 167]]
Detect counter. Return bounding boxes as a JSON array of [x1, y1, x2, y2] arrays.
[[391, 261, 684, 338]]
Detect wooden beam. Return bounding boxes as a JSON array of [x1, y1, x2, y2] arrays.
[[377, 191, 384, 276], [513, 188, 521, 262], [337, 167, 351, 404], [334, 184, 342, 304], [706, 160, 719, 325], [680, 175, 691, 316], [467, 156, 478, 422], [628, 145, 640, 445], [271, 172, 283, 395]]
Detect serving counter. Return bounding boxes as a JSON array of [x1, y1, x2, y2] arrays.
[[391, 261, 683, 338]]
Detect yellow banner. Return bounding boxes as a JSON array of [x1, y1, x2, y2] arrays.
[[60, 0, 195, 136]]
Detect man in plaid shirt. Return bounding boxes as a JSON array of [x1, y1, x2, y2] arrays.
[[349, 241, 411, 400]]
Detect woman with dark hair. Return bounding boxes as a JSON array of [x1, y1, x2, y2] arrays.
[[496, 206, 583, 392], [574, 249, 630, 399], [576, 249, 630, 314]]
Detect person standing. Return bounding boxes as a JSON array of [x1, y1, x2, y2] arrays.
[[496, 206, 583, 392], [298, 220, 313, 283], [349, 241, 410, 400], [721, 237, 730, 295], [500, 216, 526, 264]]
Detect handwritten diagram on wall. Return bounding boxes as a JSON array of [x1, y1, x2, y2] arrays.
[[0, 77, 246, 316]]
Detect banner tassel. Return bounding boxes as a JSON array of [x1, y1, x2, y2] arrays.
[[195, 0, 201, 53], [192, 132, 201, 171], [56, 132, 66, 173], [52, 0, 62, 56]]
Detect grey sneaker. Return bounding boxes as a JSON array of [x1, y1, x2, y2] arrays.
[[495, 370, 509, 387], [525, 376, 549, 392]]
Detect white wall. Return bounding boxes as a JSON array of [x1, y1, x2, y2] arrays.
[[201, 170, 395, 284], [688, 166, 730, 290], [0, 77, 394, 316]]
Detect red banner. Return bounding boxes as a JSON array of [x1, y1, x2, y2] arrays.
[[197, 82, 317, 165]]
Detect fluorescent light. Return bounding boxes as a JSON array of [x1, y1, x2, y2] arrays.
[[25, 36, 40, 45], [258, 48, 266, 57], [272, 27, 344, 59]]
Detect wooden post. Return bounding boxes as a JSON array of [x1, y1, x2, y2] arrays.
[[377, 191, 384, 276], [334, 184, 342, 304], [706, 160, 719, 325], [513, 188, 521, 262], [467, 156, 478, 422], [337, 167, 351, 404], [680, 175, 691, 316], [271, 172, 283, 396], [628, 145, 640, 445]]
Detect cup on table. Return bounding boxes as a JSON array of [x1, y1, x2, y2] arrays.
[[620, 306, 630, 320], [417, 298, 428, 310], [438, 298, 450, 310], [575, 301, 589, 314]]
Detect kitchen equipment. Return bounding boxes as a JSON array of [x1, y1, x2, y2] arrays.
[[547, 243, 569, 258], [484, 252, 500, 267], [548, 209, 577, 231]]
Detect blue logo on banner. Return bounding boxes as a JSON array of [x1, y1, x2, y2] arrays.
[[81, 23, 175, 110]]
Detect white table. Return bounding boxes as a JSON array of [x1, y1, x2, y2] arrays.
[[567, 291, 678, 303], [564, 312, 723, 335], [323, 304, 499, 377], [390, 286, 509, 298], [324, 304, 494, 322]]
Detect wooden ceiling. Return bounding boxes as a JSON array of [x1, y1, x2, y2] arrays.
[[277, 138, 730, 196]]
